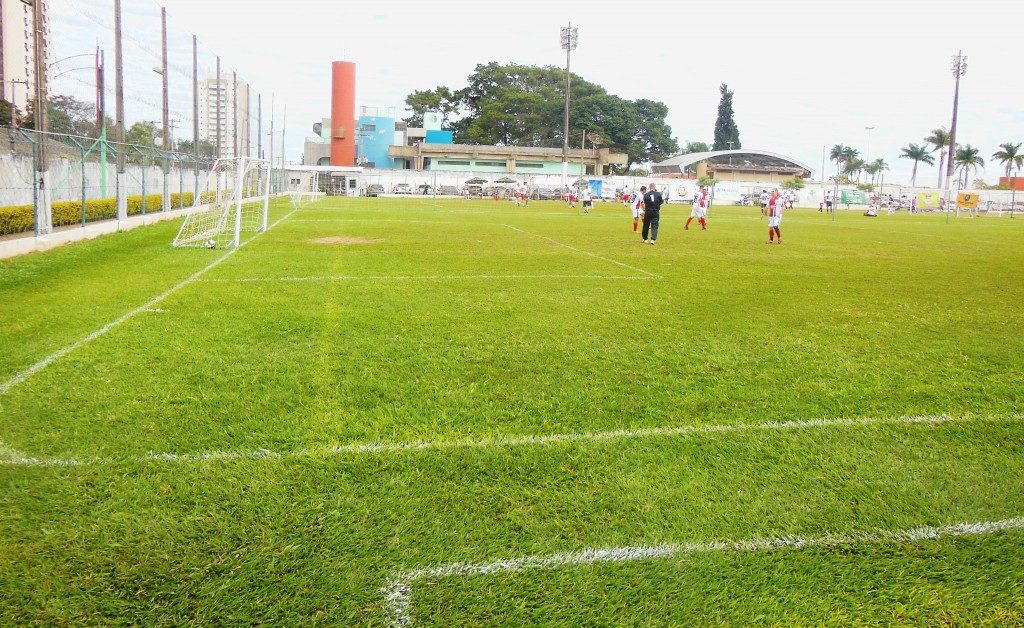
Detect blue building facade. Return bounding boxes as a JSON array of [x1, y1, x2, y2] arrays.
[[357, 113, 396, 169]]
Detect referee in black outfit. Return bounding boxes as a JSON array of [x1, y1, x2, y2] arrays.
[[642, 183, 664, 245]]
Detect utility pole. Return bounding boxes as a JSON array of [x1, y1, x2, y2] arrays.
[[945, 51, 967, 191], [114, 0, 127, 220], [160, 6, 170, 211], [192, 34, 199, 197], [257, 93, 262, 159], [96, 47, 107, 198], [232, 70, 238, 158], [245, 83, 251, 157], [215, 56, 221, 159], [30, 0, 52, 234], [281, 103, 286, 168], [268, 93, 275, 195], [559, 22, 578, 189]]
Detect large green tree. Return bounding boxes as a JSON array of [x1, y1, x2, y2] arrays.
[[125, 121, 158, 147], [712, 83, 740, 151], [403, 86, 464, 128], [681, 140, 710, 154], [402, 62, 677, 172], [0, 99, 16, 126], [176, 138, 216, 157], [20, 95, 98, 136]]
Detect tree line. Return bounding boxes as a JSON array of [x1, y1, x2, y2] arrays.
[[831, 130, 1022, 189], [403, 62, 679, 173], [1, 96, 215, 156]]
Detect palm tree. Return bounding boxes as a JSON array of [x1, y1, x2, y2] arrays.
[[863, 162, 880, 186], [844, 157, 866, 183], [992, 142, 1023, 181], [899, 143, 935, 186], [954, 145, 985, 188], [869, 158, 889, 186], [829, 144, 854, 182], [925, 128, 951, 188]]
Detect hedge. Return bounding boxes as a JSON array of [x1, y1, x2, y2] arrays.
[[0, 191, 217, 236]]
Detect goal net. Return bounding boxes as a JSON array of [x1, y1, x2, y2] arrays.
[[287, 170, 321, 207], [173, 157, 271, 249]]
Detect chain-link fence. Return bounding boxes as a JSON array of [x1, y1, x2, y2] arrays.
[[0, 126, 216, 237]]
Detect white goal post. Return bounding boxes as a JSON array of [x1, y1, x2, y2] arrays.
[[173, 157, 271, 249], [288, 170, 321, 207]]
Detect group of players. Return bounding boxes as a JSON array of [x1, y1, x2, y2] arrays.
[[512, 181, 784, 244], [513, 182, 595, 212], [623, 184, 712, 245]]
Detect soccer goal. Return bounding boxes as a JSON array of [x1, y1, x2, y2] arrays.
[[173, 157, 271, 249], [287, 170, 321, 207]]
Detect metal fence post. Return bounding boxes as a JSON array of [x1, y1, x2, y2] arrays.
[[31, 138, 39, 237], [140, 147, 147, 215], [81, 145, 87, 227]]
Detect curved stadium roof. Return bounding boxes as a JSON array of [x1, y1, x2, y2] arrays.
[[652, 149, 814, 177]]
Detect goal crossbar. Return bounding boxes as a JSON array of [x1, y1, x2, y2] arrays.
[[172, 157, 271, 249]]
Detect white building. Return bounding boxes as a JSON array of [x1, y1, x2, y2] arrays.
[[0, 0, 49, 113], [197, 74, 250, 159]]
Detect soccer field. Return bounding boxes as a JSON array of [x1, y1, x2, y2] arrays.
[[2, 196, 1023, 624]]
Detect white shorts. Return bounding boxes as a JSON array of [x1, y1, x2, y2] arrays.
[[632, 207, 643, 219], [768, 216, 782, 228], [690, 207, 706, 218]]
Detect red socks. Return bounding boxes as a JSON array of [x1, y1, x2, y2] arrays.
[[633, 220, 638, 232], [685, 217, 692, 229], [699, 217, 706, 229]]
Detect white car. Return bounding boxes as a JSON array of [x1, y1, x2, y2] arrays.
[[393, 183, 413, 194]]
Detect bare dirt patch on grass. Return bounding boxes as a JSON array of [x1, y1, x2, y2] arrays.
[[310, 236, 384, 245]]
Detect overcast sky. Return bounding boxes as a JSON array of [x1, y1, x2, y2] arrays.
[[52, 0, 1023, 184]]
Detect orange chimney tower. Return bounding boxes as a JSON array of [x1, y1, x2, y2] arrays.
[[330, 61, 356, 166]]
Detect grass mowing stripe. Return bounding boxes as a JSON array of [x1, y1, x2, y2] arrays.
[[384, 517, 1024, 627], [3, 412, 1020, 468], [503, 223, 662, 278], [0, 209, 297, 397]]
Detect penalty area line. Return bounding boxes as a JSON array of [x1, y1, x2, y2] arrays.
[[201, 274, 660, 283], [2, 413, 1021, 469], [381, 516, 1024, 627], [504, 224, 662, 279], [0, 209, 298, 397]]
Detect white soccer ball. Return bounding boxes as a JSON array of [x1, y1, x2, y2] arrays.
[[205, 239, 217, 249]]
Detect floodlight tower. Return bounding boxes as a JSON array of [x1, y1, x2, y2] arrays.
[[945, 51, 967, 190], [560, 23, 578, 188]]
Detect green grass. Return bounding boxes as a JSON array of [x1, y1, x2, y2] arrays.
[[2, 196, 1023, 624]]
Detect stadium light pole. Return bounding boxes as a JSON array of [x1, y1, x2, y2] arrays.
[[944, 51, 966, 192], [559, 23, 578, 189]]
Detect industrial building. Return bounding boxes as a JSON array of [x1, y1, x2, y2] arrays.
[[302, 59, 627, 176]]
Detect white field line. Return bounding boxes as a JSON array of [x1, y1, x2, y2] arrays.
[[2, 413, 1021, 469], [0, 209, 297, 397], [285, 219, 463, 224], [381, 516, 1024, 627], [201, 274, 658, 283], [0, 440, 34, 465], [504, 224, 662, 279]]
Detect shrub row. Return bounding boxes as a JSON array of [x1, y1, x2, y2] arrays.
[[0, 191, 217, 236]]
